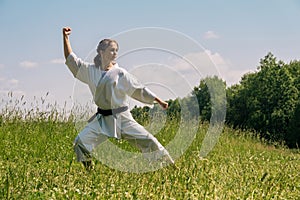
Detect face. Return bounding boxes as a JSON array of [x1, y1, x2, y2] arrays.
[[100, 42, 118, 64]]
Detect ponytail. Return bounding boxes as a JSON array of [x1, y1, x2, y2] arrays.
[[94, 54, 101, 68]]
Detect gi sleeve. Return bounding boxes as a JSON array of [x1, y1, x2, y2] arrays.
[[118, 70, 157, 105], [65, 52, 90, 84]]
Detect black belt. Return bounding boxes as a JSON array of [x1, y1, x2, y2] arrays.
[[97, 106, 128, 116]]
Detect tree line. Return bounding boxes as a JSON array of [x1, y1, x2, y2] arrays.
[[131, 52, 300, 148]]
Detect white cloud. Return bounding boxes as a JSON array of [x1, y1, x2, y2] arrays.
[[203, 50, 228, 67], [203, 31, 220, 39], [170, 50, 224, 79], [0, 77, 19, 90], [19, 60, 38, 69], [8, 78, 19, 86], [0, 77, 23, 101], [166, 50, 248, 87], [19, 58, 65, 68], [0, 64, 5, 69], [203, 50, 254, 85], [125, 50, 230, 99], [50, 58, 65, 64], [218, 66, 253, 86]]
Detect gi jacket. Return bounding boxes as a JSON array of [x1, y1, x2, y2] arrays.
[[65, 52, 157, 138]]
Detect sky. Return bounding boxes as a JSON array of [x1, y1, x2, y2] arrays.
[[0, 0, 300, 111]]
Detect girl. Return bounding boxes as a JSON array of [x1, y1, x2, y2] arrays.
[[62, 27, 174, 170]]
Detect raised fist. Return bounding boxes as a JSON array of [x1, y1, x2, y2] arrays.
[[63, 27, 72, 36]]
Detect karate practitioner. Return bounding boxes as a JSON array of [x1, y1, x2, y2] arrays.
[[62, 27, 174, 170]]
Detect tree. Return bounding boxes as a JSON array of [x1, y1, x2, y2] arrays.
[[286, 60, 300, 147], [226, 53, 300, 146], [192, 76, 226, 122]]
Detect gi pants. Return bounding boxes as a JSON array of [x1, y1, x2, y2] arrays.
[[73, 110, 174, 164]]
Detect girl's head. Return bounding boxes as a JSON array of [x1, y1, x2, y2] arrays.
[[94, 39, 119, 68]]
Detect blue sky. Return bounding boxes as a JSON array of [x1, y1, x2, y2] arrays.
[[1, 0, 299, 109]]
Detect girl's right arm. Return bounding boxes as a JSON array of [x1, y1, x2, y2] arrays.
[[63, 27, 73, 59], [62, 27, 91, 84]]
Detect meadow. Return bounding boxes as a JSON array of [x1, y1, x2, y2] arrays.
[[0, 99, 299, 199]]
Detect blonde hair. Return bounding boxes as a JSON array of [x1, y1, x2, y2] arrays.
[[94, 39, 119, 68]]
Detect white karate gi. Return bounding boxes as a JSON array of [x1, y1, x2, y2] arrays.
[[65, 52, 173, 164]]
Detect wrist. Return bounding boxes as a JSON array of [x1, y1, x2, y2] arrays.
[[154, 97, 161, 103]]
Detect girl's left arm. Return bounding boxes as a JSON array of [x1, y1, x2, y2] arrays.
[[154, 97, 168, 110]]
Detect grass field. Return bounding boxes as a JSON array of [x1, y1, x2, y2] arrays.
[[0, 104, 299, 199]]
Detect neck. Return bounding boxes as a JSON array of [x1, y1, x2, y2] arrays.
[[101, 62, 113, 71]]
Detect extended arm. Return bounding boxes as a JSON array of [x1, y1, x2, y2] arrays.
[[155, 97, 169, 110], [119, 71, 169, 110], [63, 27, 73, 59]]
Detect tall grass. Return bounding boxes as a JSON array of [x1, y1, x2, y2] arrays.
[[0, 94, 299, 199]]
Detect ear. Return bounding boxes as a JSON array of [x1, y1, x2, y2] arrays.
[[98, 50, 104, 58], [99, 49, 105, 55]]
